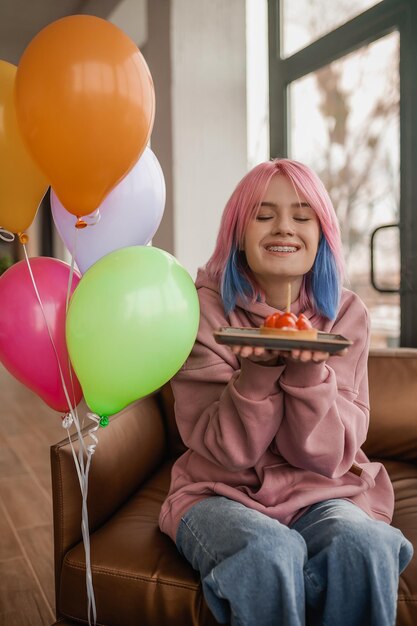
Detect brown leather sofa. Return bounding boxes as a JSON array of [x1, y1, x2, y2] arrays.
[[51, 348, 417, 626]]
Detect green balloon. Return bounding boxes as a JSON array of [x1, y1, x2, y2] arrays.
[[66, 246, 199, 416]]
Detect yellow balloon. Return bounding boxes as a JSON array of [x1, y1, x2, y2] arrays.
[[0, 60, 48, 234]]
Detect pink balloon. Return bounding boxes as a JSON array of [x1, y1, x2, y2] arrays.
[[51, 147, 166, 274], [0, 257, 83, 412]]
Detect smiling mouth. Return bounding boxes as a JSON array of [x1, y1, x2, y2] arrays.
[[265, 245, 298, 253]]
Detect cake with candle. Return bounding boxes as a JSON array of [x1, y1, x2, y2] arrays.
[[260, 311, 318, 339], [259, 282, 318, 339]]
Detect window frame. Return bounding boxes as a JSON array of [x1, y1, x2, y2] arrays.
[[268, 0, 417, 346]]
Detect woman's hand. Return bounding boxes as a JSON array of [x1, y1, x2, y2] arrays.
[[230, 345, 348, 365], [287, 349, 330, 363], [230, 344, 283, 366], [287, 348, 348, 363]]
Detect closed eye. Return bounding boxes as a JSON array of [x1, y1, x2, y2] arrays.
[[256, 215, 273, 221], [293, 217, 311, 222]]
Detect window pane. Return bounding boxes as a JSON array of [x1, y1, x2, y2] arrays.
[[288, 31, 400, 347], [282, 0, 382, 58]]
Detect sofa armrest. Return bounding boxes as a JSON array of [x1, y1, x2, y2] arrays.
[[364, 348, 417, 462], [50, 393, 167, 610]]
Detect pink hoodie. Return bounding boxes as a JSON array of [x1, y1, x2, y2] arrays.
[[159, 268, 394, 543]]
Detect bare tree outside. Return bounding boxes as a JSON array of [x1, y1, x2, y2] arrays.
[[314, 39, 399, 269]]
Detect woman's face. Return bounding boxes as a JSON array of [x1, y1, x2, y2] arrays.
[[243, 174, 321, 293]]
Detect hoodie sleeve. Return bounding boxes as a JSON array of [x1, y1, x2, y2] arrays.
[[274, 295, 370, 478], [171, 289, 286, 471]]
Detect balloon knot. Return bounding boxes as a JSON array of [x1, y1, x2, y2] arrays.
[[62, 413, 74, 429], [75, 218, 88, 229], [18, 232, 29, 244], [99, 415, 109, 428]]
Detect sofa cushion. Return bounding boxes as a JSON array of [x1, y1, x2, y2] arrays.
[[59, 461, 218, 626], [158, 382, 187, 458], [59, 458, 417, 626], [365, 350, 417, 462]]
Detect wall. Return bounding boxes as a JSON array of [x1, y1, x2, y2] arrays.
[[148, 0, 248, 278]]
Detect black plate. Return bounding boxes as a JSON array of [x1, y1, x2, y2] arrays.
[[213, 327, 352, 353]]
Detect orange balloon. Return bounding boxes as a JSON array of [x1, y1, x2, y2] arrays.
[[14, 15, 155, 218], [0, 60, 48, 234]]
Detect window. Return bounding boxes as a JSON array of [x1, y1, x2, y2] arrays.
[[269, 0, 417, 347], [289, 32, 400, 346], [281, 0, 382, 57]]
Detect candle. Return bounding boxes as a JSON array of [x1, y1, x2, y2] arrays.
[[286, 282, 291, 313]]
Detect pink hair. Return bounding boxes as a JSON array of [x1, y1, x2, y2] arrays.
[[206, 158, 345, 312]]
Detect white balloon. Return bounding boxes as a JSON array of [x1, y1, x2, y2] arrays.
[[51, 147, 165, 273]]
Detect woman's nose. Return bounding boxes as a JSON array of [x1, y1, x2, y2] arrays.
[[271, 216, 295, 235]]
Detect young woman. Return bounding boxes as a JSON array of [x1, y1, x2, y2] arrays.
[[159, 158, 413, 626]]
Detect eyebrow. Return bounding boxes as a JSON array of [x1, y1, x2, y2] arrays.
[[260, 201, 311, 208]]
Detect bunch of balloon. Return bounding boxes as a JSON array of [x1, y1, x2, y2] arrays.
[[10, 14, 201, 418], [0, 15, 155, 626], [1, 13, 200, 626], [1, 12, 158, 420]]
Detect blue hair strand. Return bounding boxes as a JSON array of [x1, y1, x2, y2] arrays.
[[310, 237, 340, 320], [221, 248, 254, 315]]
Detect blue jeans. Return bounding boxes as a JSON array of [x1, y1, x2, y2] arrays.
[[176, 497, 413, 626]]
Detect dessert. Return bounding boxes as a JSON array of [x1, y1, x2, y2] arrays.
[[260, 311, 318, 340]]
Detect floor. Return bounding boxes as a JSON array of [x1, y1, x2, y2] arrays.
[[0, 363, 66, 626]]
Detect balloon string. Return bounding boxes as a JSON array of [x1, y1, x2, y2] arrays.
[[81, 412, 100, 626], [66, 228, 78, 313], [64, 230, 98, 626], [20, 246, 87, 470], [65, 228, 81, 417], [64, 233, 87, 515], [0, 228, 15, 242], [22, 246, 88, 478], [63, 416, 84, 491], [86, 413, 100, 454], [65, 233, 86, 484], [22, 245, 97, 625], [64, 230, 87, 469], [63, 412, 98, 626], [21, 245, 82, 447]]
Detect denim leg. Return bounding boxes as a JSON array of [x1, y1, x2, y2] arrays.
[[291, 498, 414, 626], [176, 496, 308, 626]]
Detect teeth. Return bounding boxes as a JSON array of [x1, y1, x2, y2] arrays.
[[267, 246, 297, 252]]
